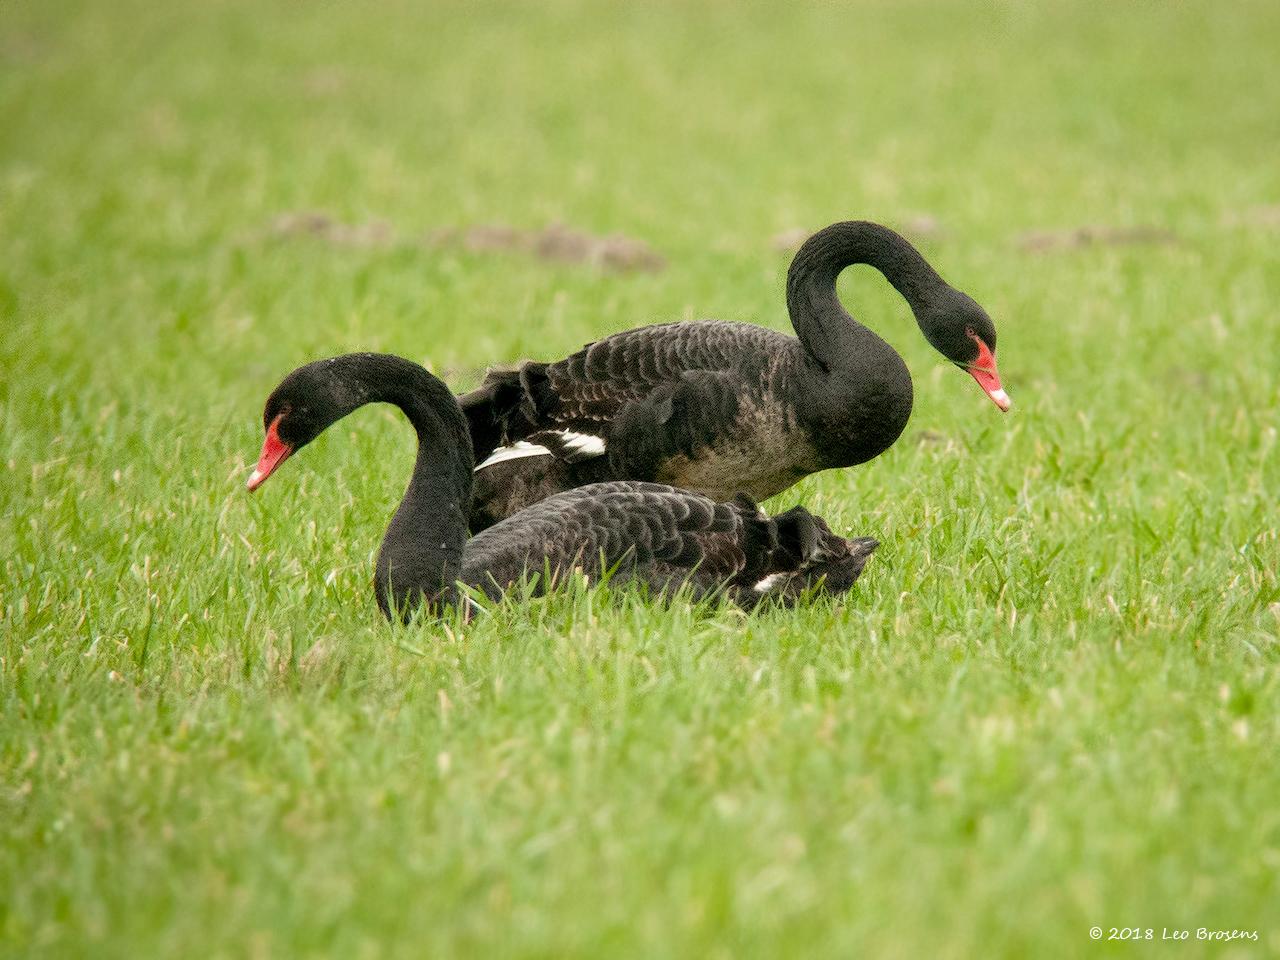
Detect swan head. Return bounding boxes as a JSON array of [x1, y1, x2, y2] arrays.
[[246, 356, 372, 491], [918, 288, 1011, 412]]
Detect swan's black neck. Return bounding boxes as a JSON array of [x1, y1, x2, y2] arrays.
[[302, 354, 474, 620], [786, 221, 949, 370]]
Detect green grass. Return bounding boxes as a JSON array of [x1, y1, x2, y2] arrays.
[[3, 0, 1280, 956]]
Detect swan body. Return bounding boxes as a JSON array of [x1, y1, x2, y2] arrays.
[[247, 353, 877, 620], [463, 220, 1009, 531]]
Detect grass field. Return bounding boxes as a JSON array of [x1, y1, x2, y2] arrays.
[[3, 0, 1280, 956]]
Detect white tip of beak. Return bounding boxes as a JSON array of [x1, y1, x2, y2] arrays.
[[246, 468, 265, 490], [989, 388, 1012, 412]]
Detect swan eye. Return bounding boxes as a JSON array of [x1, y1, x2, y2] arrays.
[[964, 325, 977, 340]]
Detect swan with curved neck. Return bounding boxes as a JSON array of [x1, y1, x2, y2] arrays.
[[786, 220, 1008, 409], [246, 353, 879, 619], [462, 220, 1010, 531]]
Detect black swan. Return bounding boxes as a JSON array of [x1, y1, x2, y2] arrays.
[[246, 354, 879, 619], [462, 220, 1009, 530]]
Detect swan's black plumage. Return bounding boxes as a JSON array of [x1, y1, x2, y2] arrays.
[[248, 353, 877, 620], [463, 220, 1009, 531]]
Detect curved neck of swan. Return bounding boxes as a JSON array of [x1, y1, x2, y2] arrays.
[[322, 355, 474, 620], [785, 221, 949, 369]]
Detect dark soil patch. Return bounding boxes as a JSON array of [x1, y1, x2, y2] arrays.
[[1221, 205, 1280, 228], [259, 212, 664, 272], [423, 223, 666, 272], [1017, 225, 1179, 253], [265, 211, 395, 248]]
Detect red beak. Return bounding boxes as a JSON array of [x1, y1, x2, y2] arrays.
[[966, 337, 1012, 412], [246, 414, 292, 491]]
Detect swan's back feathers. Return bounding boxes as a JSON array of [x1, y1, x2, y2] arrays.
[[461, 320, 799, 453], [541, 320, 795, 429]]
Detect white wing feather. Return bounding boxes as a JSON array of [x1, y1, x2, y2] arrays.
[[474, 441, 553, 472]]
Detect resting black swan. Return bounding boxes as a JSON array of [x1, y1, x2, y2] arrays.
[[246, 353, 878, 619], [462, 219, 1009, 530]]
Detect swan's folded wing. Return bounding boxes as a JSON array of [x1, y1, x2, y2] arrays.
[[534, 320, 791, 433], [459, 481, 756, 599]]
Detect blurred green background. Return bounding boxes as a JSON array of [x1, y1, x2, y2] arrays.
[[2, 1, 1278, 957]]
